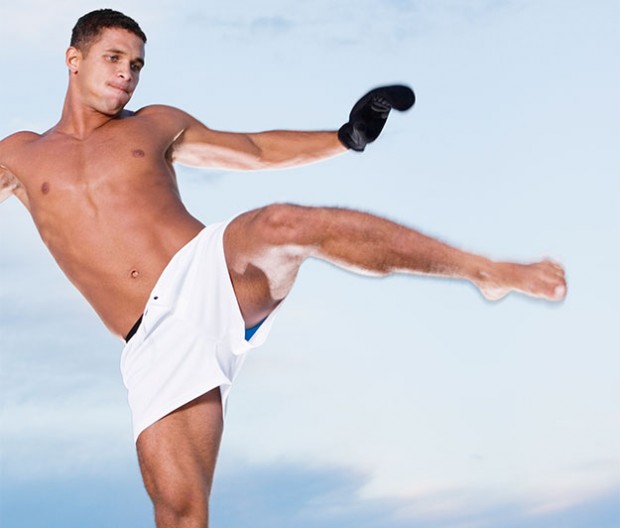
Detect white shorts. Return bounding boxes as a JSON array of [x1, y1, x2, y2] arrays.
[[120, 221, 279, 442]]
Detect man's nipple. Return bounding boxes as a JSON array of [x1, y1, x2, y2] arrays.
[[41, 182, 50, 194], [132, 149, 145, 158]]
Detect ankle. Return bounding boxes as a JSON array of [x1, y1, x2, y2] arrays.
[[470, 258, 510, 301]]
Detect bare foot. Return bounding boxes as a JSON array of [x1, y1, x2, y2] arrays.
[[474, 259, 567, 302]]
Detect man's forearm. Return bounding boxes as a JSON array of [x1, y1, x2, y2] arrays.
[[244, 85, 415, 169], [247, 130, 347, 170]]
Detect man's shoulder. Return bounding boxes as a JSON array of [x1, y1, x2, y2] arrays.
[[0, 132, 35, 201], [135, 104, 192, 120], [0, 131, 42, 164], [131, 105, 200, 136], [132, 106, 202, 143], [1, 130, 41, 147]]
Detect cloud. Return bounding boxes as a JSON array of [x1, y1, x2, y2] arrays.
[[1, 472, 151, 528], [0, 0, 180, 48], [250, 16, 295, 34], [2, 460, 618, 528]]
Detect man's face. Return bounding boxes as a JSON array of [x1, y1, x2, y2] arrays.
[[68, 27, 145, 116]]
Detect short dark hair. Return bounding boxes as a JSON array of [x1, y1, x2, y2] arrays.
[[71, 9, 147, 52]]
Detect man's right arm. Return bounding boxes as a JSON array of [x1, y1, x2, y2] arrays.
[[0, 134, 27, 204], [0, 164, 19, 203]]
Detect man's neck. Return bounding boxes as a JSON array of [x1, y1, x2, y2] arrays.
[[55, 92, 125, 140]]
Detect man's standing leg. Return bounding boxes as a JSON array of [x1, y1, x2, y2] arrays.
[[136, 389, 223, 528]]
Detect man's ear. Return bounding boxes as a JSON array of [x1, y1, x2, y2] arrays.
[[66, 46, 82, 74]]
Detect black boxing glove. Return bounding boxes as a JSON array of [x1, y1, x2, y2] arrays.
[[338, 85, 415, 152]]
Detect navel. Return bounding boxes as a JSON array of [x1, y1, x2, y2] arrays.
[[132, 149, 145, 158], [130, 269, 140, 279], [41, 182, 50, 194]]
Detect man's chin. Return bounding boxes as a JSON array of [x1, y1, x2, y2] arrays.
[[108, 107, 127, 117], [101, 100, 130, 117]]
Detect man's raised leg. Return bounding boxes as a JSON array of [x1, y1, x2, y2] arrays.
[[136, 389, 223, 528], [224, 204, 567, 326]]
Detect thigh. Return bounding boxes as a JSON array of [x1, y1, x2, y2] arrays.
[[136, 389, 223, 518], [223, 205, 310, 327]]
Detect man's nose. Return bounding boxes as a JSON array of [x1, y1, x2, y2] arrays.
[[117, 64, 132, 80]]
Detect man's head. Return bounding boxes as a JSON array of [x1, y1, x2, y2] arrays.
[[66, 10, 146, 116], [71, 9, 146, 55]]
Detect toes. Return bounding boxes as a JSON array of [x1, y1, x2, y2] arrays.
[[552, 283, 567, 300], [546, 277, 567, 301]]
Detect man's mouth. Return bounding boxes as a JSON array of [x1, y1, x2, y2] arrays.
[[108, 83, 130, 95]]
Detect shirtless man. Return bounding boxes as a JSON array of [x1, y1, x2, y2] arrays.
[[0, 9, 566, 528]]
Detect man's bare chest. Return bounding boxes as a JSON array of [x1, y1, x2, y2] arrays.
[[14, 124, 175, 203]]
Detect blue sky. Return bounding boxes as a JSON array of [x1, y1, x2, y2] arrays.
[[1, 1, 619, 527]]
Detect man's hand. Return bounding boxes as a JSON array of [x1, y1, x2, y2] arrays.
[[338, 85, 415, 152]]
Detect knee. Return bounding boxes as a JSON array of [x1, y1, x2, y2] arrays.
[[253, 203, 314, 246], [152, 484, 209, 527]]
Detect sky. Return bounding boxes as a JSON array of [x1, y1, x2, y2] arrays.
[[1, 0, 619, 527]]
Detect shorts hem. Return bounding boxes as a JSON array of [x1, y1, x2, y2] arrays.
[[133, 381, 230, 443]]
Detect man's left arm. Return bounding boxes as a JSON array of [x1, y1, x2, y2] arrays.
[[173, 123, 346, 171], [167, 84, 415, 171]]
